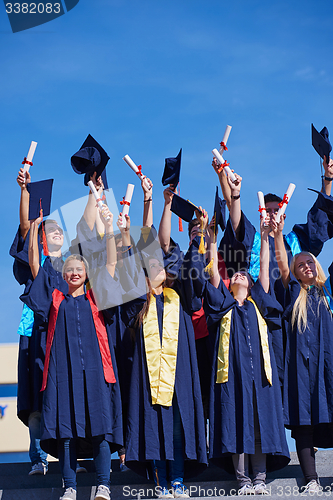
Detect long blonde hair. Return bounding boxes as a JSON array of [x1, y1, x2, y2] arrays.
[[290, 252, 328, 332]]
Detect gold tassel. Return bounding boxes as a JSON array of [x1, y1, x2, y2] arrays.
[[141, 226, 151, 243], [204, 258, 214, 277], [198, 220, 205, 254]]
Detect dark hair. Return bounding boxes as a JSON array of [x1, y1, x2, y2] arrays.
[[188, 217, 201, 238], [264, 193, 282, 204], [38, 219, 61, 238]]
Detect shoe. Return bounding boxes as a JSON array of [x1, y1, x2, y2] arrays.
[[60, 488, 77, 500], [304, 480, 322, 493], [156, 488, 174, 499], [253, 483, 270, 495], [95, 485, 111, 500], [238, 484, 255, 495], [76, 463, 87, 473], [120, 462, 130, 472], [172, 482, 190, 498], [28, 462, 48, 475]]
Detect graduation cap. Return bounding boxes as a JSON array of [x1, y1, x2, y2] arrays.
[[27, 179, 53, 221], [213, 187, 227, 235], [171, 194, 202, 223], [162, 149, 182, 187], [71, 134, 110, 189], [312, 124, 332, 161]]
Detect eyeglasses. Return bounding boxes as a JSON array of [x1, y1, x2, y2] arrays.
[[45, 225, 63, 235]]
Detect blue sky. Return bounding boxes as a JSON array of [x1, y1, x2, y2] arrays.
[[1, 0, 333, 345]]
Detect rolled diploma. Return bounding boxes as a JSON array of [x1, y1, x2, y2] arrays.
[[257, 191, 267, 220], [212, 149, 236, 183], [276, 183, 296, 220], [123, 155, 151, 190], [120, 183, 135, 228], [218, 125, 232, 155], [88, 180, 110, 221], [22, 141, 37, 181]]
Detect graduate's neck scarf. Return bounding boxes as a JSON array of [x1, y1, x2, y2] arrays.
[[143, 287, 179, 407], [216, 296, 272, 386], [41, 288, 116, 391]]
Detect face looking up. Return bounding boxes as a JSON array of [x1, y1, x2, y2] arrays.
[[293, 254, 317, 286], [45, 222, 64, 248], [148, 258, 166, 289]]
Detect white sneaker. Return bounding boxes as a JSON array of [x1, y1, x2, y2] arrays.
[[28, 462, 48, 476], [254, 483, 270, 495], [95, 485, 111, 500], [60, 488, 77, 500], [156, 488, 174, 499], [238, 484, 255, 495], [172, 482, 190, 498], [304, 480, 322, 494]]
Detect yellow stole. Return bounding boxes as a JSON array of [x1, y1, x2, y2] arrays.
[[216, 296, 272, 386], [143, 287, 180, 407]]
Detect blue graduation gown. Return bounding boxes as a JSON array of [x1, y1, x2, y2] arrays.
[[117, 246, 208, 479], [203, 278, 290, 473], [10, 227, 68, 426], [283, 270, 333, 448], [20, 268, 123, 458]]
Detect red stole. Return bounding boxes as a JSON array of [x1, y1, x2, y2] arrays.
[[41, 288, 116, 391]]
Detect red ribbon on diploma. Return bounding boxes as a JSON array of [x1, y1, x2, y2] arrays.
[[22, 157, 33, 166], [136, 165, 146, 180], [217, 160, 230, 174], [219, 141, 228, 151], [278, 194, 289, 208], [120, 197, 130, 206]]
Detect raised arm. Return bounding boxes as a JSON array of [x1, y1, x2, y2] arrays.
[[158, 186, 176, 253], [206, 215, 220, 289], [258, 216, 271, 293], [272, 215, 290, 288], [17, 168, 31, 241], [142, 177, 153, 227], [83, 172, 103, 231], [228, 172, 242, 236], [28, 212, 42, 279], [212, 158, 232, 211], [99, 205, 116, 278], [322, 155, 333, 196]]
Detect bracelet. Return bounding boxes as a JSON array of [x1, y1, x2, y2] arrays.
[[106, 233, 115, 240], [322, 175, 333, 182], [231, 194, 240, 200], [121, 244, 133, 253], [144, 198, 152, 203]]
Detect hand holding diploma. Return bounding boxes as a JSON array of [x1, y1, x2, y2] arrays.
[[21, 141, 37, 184], [88, 180, 110, 221], [119, 183, 135, 228], [212, 148, 236, 183], [257, 191, 268, 226], [123, 154, 151, 190]]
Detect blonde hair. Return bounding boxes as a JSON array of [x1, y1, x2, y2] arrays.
[[62, 254, 89, 279], [290, 252, 328, 332]]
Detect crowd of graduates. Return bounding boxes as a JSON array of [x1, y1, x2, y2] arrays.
[[10, 126, 333, 500]]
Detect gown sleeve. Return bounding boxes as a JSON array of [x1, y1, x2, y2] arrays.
[[19, 267, 54, 322], [10, 227, 42, 285], [203, 279, 236, 329], [291, 191, 333, 257]]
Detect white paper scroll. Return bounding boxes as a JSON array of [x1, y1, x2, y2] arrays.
[[119, 183, 135, 228], [257, 191, 267, 222], [218, 125, 232, 156], [22, 141, 37, 183], [88, 180, 110, 221], [276, 183, 296, 220], [123, 155, 151, 190], [212, 149, 236, 183]]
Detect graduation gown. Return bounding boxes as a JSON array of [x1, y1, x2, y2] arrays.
[[10, 227, 68, 425], [20, 267, 123, 458], [283, 269, 333, 448]]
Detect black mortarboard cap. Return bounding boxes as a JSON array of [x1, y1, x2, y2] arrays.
[[170, 194, 202, 222], [213, 186, 226, 234], [162, 149, 182, 187], [71, 134, 110, 189], [312, 124, 332, 161], [27, 179, 54, 220]]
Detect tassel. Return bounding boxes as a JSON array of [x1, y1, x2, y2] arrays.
[[178, 216, 183, 232], [204, 258, 214, 277], [141, 226, 151, 243], [198, 220, 205, 254]]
